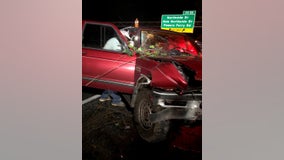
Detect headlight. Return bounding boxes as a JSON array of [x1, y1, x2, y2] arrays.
[[173, 62, 188, 82]]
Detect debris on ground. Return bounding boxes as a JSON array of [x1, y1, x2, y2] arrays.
[[83, 93, 201, 160]]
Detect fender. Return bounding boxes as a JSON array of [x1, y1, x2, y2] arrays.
[[130, 74, 151, 108], [151, 62, 188, 90]]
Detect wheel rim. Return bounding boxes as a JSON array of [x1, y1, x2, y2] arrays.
[[139, 99, 153, 129]]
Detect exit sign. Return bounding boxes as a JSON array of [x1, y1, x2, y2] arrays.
[[161, 10, 196, 33]]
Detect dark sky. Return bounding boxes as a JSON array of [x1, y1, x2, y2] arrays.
[[83, 0, 202, 22]]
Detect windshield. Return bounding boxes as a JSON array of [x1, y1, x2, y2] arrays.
[[138, 30, 200, 57]]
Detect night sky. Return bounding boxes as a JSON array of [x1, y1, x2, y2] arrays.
[[83, 0, 202, 22]]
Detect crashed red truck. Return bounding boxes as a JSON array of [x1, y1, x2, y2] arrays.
[[82, 20, 202, 143]]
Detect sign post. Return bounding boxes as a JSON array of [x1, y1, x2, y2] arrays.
[[161, 10, 196, 33]]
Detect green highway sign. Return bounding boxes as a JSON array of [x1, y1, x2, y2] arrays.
[[161, 10, 196, 33]]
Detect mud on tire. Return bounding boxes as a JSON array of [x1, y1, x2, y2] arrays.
[[134, 88, 170, 143]]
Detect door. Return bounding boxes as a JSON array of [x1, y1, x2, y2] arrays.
[[82, 22, 136, 93]]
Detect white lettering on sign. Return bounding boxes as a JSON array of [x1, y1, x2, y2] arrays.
[[186, 24, 192, 27], [166, 16, 184, 20], [170, 20, 187, 23], [161, 11, 196, 30], [176, 24, 185, 28], [163, 24, 175, 27]]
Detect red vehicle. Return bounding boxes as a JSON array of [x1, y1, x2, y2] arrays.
[[82, 20, 202, 143]]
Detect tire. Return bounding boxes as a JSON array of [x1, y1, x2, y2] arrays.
[[134, 88, 170, 143]]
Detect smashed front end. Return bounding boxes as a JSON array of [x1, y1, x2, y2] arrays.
[[131, 28, 202, 122], [126, 27, 202, 143], [148, 57, 202, 123]]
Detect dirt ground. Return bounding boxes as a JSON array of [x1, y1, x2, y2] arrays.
[[82, 88, 201, 160]]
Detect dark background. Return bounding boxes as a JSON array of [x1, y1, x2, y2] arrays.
[[82, 0, 202, 22], [83, 0, 202, 40]]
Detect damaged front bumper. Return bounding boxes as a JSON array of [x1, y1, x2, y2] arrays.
[[149, 89, 202, 123]]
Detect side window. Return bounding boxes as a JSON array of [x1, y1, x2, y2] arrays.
[[102, 27, 122, 51], [82, 23, 101, 48], [82, 23, 122, 51]]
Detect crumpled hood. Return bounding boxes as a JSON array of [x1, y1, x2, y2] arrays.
[[147, 55, 202, 90], [176, 56, 202, 80]]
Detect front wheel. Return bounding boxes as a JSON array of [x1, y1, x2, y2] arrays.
[[134, 88, 170, 143]]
